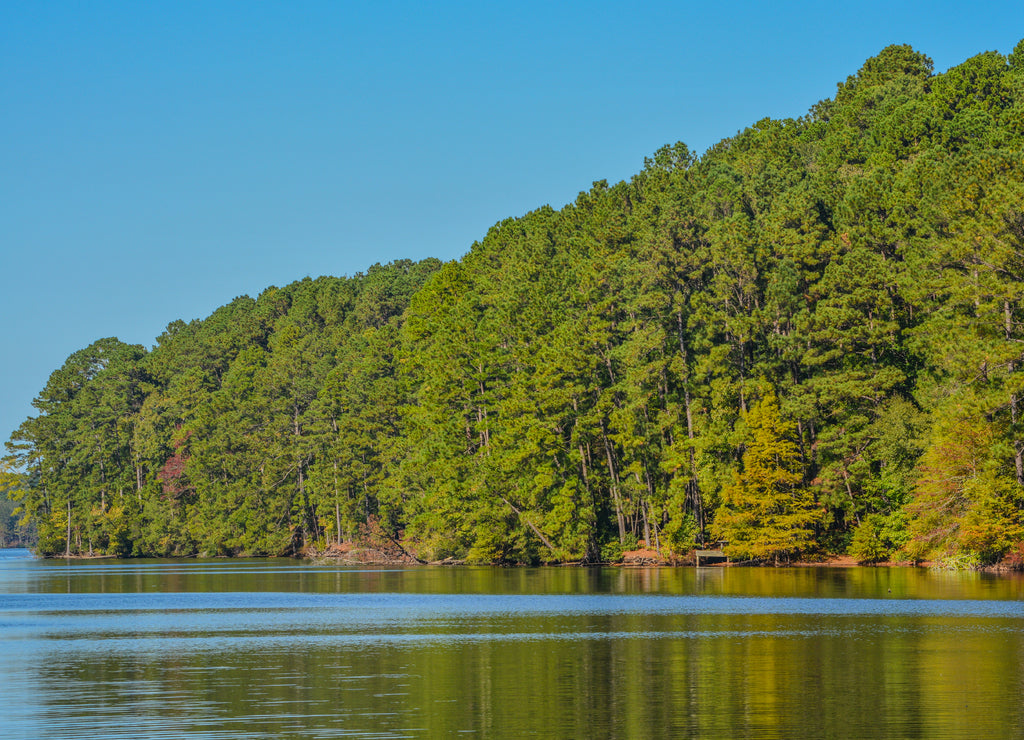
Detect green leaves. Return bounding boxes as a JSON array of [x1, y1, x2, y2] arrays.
[[7, 41, 1024, 566]]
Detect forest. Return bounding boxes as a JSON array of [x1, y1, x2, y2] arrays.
[[0, 489, 35, 549], [5, 42, 1024, 567]]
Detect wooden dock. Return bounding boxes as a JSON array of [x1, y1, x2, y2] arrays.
[[695, 549, 728, 567]]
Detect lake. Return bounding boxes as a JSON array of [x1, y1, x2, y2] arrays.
[[0, 548, 1022, 739]]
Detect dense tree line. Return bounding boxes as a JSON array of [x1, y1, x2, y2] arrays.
[[0, 463, 36, 548], [6, 43, 1024, 566]]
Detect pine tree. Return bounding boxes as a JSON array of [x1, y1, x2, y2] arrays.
[[711, 391, 821, 563]]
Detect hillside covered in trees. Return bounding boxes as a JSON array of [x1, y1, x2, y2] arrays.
[[6, 43, 1024, 567]]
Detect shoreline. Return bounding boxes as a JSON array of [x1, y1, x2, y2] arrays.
[[15, 546, 1022, 572]]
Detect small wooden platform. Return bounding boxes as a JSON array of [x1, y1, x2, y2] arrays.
[[695, 549, 728, 566]]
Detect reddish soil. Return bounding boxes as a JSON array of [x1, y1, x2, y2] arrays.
[[308, 541, 420, 565], [788, 554, 862, 567], [620, 548, 674, 566]]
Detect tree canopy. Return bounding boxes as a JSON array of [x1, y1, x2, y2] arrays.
[[7, 42, 1024, 567]]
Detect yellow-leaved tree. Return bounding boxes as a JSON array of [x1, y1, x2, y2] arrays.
[[711, 391, 821, 564], [905, 394, 1024, 566]]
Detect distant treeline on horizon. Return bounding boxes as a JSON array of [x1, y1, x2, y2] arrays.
[[5, 41, 1024, 567]]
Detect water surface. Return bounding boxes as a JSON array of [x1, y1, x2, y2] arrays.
[[1, 549, 1021, 738]]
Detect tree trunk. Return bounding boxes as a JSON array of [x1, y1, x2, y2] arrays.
[[333, 461, 341, 545], [677, 312, 705, 541], [600, 422, 626, 543], [500, 496, 560, 557], [1006, 301, 1023, 486]]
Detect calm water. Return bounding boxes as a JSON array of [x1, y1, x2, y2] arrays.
[[1, 548, 1022, 739]]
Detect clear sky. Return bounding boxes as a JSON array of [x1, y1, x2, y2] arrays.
[[2, 0, 1023, 445]]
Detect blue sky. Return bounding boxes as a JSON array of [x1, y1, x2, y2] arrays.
[[2, 0, 1023, 445]]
